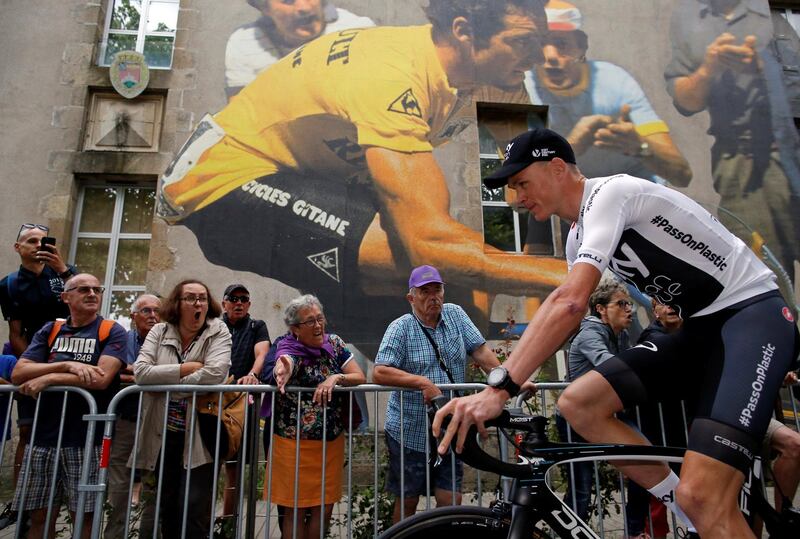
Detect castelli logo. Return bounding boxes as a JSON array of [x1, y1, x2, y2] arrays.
[[782, 307, 794, 322]]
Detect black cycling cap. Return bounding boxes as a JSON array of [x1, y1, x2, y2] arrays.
[[483, 128, 576, 189]]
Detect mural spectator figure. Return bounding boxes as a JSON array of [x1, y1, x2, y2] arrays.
[[0, 223, 77, 529], [131, 280, 231, 538], [104, 293, 161, 539], [665, 0, 800, 280], [220, 283, 271, 519], [270, 294, 366, 539], [158, 0, 566, 349], [556, 276, 632, 522], [225, 0, 375, 98], [525, 0, 692, 187], [10, 273, 127, 539], [373, 265, 532, 523]]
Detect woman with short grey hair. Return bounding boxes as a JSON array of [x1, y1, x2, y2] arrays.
[[282, 294, 324, 327], [269, 294, 365, 538]]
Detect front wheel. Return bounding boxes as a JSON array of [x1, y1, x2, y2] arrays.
[[379, 506, 554, 538]]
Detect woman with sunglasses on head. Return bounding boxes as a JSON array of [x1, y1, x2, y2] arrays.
[[269, 294, 365, 539], [556, 276, 634, 522], [131, 279, 231, 538]]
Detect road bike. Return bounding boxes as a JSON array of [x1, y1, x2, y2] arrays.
[[380, 396, 800, 538]]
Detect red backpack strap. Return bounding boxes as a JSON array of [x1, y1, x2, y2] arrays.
[[47, 319, 66, 347]]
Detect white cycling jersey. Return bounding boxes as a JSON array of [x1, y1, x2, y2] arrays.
[[566, 174, 777, 318]]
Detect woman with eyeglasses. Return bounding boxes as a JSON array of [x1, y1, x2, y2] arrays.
[[131, 279, 231, 538], [269, 294, 365, 539], [556, 276, 633, 522]]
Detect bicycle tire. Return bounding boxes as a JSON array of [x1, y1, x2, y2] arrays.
[[380, 506, 554, 538]]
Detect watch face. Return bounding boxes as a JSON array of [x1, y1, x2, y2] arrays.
[[487, 367, 505, 386]]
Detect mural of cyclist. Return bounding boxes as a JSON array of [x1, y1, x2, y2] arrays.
[[158, 0, 566, 349]]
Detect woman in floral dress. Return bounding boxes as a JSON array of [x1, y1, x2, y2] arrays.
[[271, 294, 365, 539]]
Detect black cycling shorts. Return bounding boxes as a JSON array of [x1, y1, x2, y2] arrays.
[[182, 171, 378, 310], [595, 291, 800, 473]]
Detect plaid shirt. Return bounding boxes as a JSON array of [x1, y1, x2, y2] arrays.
[[376, 303, 485, 452]]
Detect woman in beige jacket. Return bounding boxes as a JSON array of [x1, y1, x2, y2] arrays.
[[131, 279, 231, 537]]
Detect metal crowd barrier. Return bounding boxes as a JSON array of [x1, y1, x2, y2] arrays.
[[0, 383, 798, 539], [0, 385, 100, 539]]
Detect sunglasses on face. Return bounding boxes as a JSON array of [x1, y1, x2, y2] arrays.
[[17, 223, 49, 240], [65, 286, 105, 295], [181, 294, 208, 305], [294, 315, 326, 328], [226, 295, 250, 304]]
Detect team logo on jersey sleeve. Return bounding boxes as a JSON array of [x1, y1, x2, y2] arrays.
[[388, 89, 422, 118], [782, 307, 795, 322]]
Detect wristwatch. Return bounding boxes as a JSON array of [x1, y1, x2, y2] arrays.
[[487, 366, 521, 397], [637, 141, 653, 158]]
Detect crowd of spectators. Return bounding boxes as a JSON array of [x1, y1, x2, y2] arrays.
[[0, 221, 515, 538]]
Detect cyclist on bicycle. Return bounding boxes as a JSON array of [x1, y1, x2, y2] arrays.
[[433, 128, 800, 539]]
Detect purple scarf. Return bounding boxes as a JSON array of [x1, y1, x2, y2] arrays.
[[260, 333, 335, 418], [275, 332, 335, 366]]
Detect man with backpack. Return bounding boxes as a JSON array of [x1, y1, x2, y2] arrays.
[[10, 273, 127, 539], [0, 223, 76, 529]]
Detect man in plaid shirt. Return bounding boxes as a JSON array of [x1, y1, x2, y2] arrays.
[[374, 265, 514, 523]]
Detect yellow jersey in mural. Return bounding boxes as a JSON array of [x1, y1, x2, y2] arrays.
[[160, 24, 463, 221]]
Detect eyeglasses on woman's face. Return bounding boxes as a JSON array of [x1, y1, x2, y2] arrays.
[[181, 294, 209, 305], [610, 299, 634, 310], [294, 315, 326, 328]]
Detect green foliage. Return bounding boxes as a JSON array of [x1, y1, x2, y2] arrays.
[[329, 434, 394, 538], [111, 0, 141, 30]]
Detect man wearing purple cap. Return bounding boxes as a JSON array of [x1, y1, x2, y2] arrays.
[[434, 128, 800, 539], [374, 265, 520, 523]]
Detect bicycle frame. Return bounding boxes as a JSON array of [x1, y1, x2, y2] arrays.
[[485, 442, 685, 539], [409, 396, 800, 539]]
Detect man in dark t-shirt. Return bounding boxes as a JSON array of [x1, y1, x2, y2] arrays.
[[10, 273, 126, 539], [220, 283, 271, 518], [0, 223, 77, 526]]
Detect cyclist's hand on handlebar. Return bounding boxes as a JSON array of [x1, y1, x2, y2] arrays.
[[432, 388, 507, 455]]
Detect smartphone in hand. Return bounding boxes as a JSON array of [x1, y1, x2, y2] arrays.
[[39, 236, 56, 253]]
